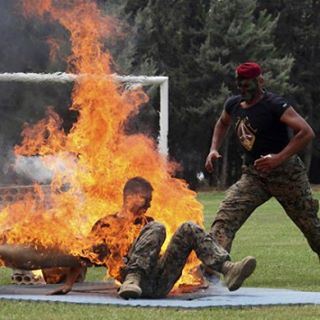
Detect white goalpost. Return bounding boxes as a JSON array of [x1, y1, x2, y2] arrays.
[[0, 73, 169, 156]]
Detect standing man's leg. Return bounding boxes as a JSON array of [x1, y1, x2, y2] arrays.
[[269, 156, 320, 255], [211, 166, 271, 252]]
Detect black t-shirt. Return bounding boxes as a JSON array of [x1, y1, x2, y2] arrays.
[[225, 91, 290, 161]]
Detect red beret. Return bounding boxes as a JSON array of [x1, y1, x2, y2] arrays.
[[236, 62, 262, 79]]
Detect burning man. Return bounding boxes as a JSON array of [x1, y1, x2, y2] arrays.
[[101, 177, 256, 299], [0, 176, 256, 298]]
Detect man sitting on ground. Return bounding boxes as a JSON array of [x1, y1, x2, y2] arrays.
[[88, 176, 256, 299]]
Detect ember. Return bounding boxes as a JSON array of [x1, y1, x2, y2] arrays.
[[0, 0, 204, 289]]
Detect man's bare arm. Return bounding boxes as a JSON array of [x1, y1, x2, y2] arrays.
[[254, 106, 315, 172], [205, 110, 232, 173]]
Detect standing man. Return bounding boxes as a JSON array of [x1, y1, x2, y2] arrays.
[[205, 61, 320, 254]]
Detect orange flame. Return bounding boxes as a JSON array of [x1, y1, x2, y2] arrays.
[[46, 38, 62, 62], [0, 0, 205, 288]]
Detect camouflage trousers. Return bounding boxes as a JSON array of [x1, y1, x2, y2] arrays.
[[211, 155, 320, 253], [122, 221, 229, 298]]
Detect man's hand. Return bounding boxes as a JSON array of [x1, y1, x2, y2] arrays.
[[205, 150, 222, 173], [46, 266, 83, 296], [47, 284, 72, 295], [254, 154, 283, 173]]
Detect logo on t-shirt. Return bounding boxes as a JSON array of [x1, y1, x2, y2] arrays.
[[235, 117, 257, 151]]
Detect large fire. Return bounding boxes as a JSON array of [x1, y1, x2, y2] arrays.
[[0, 0, 204, 288]]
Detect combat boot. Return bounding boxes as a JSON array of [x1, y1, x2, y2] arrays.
[[118, 272, 142, 299], [221, 256, 256, 291]]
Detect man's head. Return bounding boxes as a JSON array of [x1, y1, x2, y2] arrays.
[[235, 62, 264, 102], [123, 177, 153, 216]]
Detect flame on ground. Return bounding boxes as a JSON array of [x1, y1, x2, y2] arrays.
[[0, 0, 205, 289]]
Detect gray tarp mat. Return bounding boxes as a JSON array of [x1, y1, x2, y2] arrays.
[[1, 282, 320, 308]]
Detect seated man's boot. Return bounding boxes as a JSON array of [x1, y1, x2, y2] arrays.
[[221, 256, 256, 291], [118, 273, 142, 299]]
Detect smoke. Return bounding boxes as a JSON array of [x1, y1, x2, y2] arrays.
[[0, 1, 76, 185], [0, 1, 47, 73], [13, 154, 79, 185], [13, 156, 53, 184], [0, 1, 159, 185]]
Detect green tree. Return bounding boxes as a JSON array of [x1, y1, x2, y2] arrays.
[[257, 0, 320, 182], [104, 0, 210, 188], [100, 0, 295, 188]]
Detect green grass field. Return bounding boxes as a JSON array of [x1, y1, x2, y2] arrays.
[[1, 190, 320, 319]]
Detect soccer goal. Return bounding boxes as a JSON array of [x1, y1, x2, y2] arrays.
[[0, 73, 169, 156]]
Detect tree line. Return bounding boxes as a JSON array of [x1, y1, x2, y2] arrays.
[[103, 0, 320, 189], [0, 0, 319, 188]]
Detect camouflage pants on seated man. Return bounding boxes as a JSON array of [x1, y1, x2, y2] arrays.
[[120, 221, 230, 298], [211, 155, 320, 253]]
